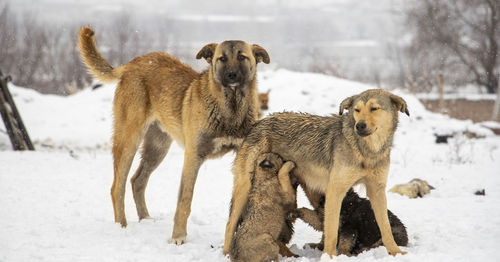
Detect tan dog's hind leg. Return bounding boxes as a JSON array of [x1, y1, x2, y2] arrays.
[[131, 122, 172, 220], [110, 104, 146, 227], [224, 140, 269, 254], [171, 147, 204, 244], [223, 172, 251, 255], [223, 146, 256, 255], [365, 177, 406, 256]]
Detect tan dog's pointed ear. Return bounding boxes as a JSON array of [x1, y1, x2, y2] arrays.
[[196, 43, 217, 63], [252, 44, 270, 64], [339, 95, 357, 115], [390, 94, 410, 116]]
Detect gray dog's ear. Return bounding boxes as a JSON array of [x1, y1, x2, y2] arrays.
[[390, 94, 410, 116], [252, 44, 270, 64], [196, 43, 217, 63], [339, 95, 357, 115]]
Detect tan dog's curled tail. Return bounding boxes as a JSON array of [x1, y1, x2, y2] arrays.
[[78, 26, 123, 83]]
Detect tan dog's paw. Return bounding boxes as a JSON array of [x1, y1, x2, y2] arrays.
[[222, 246, 230, 256], [171, 236, 186, 245], [388, 248, 407, 256], [139, 216, 153, 221], [118, 219, 127, 228]]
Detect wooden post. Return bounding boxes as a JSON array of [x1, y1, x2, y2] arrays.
[[438, 74, 445, 113], [0, 71, 35, 150], [0, 79, 21, 149], [493, 76, 500, 121]]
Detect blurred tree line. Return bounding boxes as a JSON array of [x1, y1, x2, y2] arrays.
[[0, 1, 498, 95], [0, 4, 178, 94], [400, 0, 499, 94]]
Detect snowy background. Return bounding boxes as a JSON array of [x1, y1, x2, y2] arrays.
[[1, 70, 500, 261]]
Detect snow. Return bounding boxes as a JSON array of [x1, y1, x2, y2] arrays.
[[1, 69, 500, 262]]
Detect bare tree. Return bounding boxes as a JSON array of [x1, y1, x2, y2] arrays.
[[54, 26, 92, 94], [0, 4, 18, 75], [106, 11, 137, 65], [14, 13, 48, 88], [406, 0, 500, 93]]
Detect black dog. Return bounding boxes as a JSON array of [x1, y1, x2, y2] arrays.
[[297, 188, 408, 255]]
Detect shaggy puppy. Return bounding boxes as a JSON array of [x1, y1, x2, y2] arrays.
[[298, 188, 408, 255], [230, 153, 296, 262]]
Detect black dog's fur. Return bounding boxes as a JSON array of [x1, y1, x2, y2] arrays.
[[298, 188, 408, 255]]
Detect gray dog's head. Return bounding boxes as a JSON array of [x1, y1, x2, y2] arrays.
[[196, 41, 269, 94], [339, 89, 410, 138]]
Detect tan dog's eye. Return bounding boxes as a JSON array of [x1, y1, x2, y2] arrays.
[[354, 109, 360, 113], [218, 56, 227, 62], [370, 107, 379, 112], [238, 54, 246, 61]]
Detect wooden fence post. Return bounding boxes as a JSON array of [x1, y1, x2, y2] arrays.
[[438, 74, 445, 113], [493, 76, 500, 121], [0, 70, 35, 151]]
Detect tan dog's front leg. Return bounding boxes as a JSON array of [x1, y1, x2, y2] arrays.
[[365, 178, 406, 256], [323, 168, 357, 258], [323, 187, 345, 257], [171, 149, 203, 245]]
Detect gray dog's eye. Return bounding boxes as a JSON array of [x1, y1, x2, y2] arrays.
[[218, 56, 227, 62]]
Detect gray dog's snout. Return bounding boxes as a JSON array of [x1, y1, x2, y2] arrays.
[[356, 121, 367, 131]]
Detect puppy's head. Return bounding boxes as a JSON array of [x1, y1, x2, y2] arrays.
[[339, 89, 409, 137], [255, 153, 283, 179], [196, 41, 269, 92]]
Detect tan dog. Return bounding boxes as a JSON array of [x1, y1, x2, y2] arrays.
[[258, 90, 270, 110], [223, 89, 410, 257], [230, 153, 296, 262], [78, 27, 269, 244], [389, 178, 435, 198], [257, 90, 270, 119], [257, 90, 271, 119]]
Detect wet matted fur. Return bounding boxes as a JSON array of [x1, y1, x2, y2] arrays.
[[230, 153, 296, 262], [297, 188, 408, 256], [78, 26, 270, 244], [223, 89, 410, 257]]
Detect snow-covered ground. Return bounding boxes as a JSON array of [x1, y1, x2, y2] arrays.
[[1, 69, 499, 262]]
